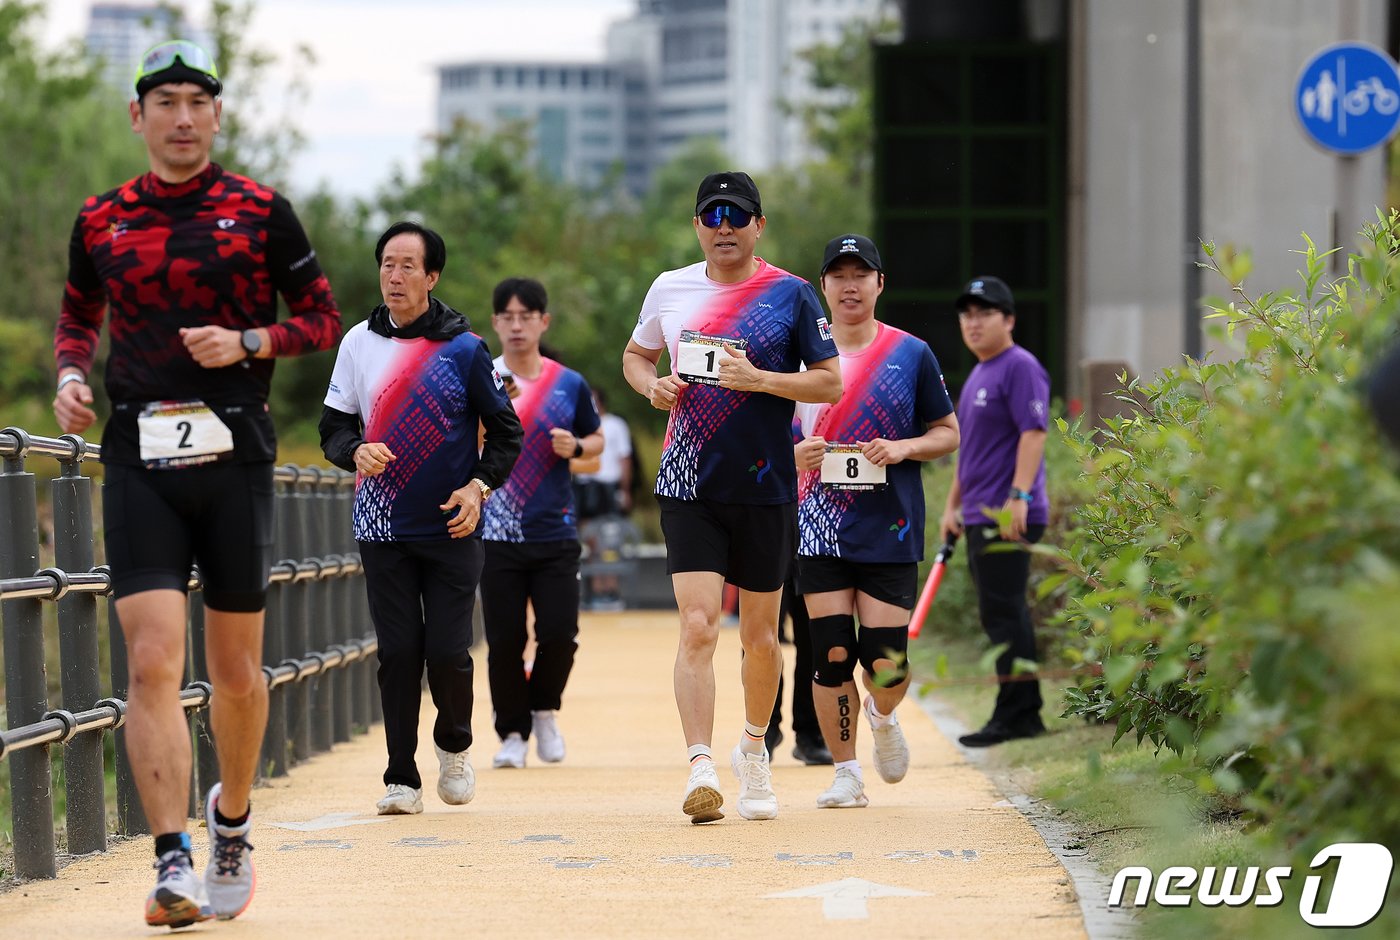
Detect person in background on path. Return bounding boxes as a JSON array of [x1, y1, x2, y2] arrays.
[[320, 222, 521, 814], [483, 277, 604, 769], [794, 234, 959, 807], [939, 275, 1050, 747], [575, 387, 634, 610], [52, 40, 342, 927], [622, 170, 841, 823]]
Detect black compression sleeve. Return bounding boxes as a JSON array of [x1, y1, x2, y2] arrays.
[[318, 405, 364, 472]]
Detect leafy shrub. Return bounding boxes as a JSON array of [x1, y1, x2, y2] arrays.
[[1051, 217, 1400, 861]]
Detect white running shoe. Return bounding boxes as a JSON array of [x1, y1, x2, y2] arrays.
[[434, 745, 475, 805], [817, 767, 870, 809], [531, 710, 566, 763], [376, 783, 423, 815], [870, 708, 910, 784], [145, 847, 212, 928], [730, 745, 779, 820], [493, 732, 528, 769], [682, 760, 725, 823], [203, 782, 256, 920]]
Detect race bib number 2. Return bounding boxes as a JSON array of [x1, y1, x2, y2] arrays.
[[820, 443, 886, 491], [138, 400, 234, 470], [676, 331, 747, 386]]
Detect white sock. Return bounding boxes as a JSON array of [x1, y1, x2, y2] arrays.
[[687, 745, 713, 766], [740, 721, 767, 756], [835, 759, 863, 782], [866, 697, 893, 728]]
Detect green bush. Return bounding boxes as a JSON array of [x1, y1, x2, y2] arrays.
[[1051, 218, 1400, 866]]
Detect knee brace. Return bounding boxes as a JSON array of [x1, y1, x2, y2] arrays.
[[858, 625, 910, 687], [809, 614, 858, 687]]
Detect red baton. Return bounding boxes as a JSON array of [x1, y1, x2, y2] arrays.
[[909, 535, 958, 640]]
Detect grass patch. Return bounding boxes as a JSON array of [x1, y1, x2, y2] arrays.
[[909, 632, 1334, 940]]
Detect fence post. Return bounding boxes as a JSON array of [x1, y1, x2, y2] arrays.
[[339, 473, 374, 732], [301, 467, 333, 754], [188, 595, 215, 817], [0, 428, 57, 879], [262, 469, 292, 777], [51, 434, 105, 855], [107, 595, 147, 835], [319, 473, 351, 744], [285, 466, 312, 762]]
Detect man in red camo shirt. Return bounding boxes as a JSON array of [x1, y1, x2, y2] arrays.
[[52, 40, 341, 929]]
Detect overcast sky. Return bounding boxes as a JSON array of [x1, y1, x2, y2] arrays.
[[36, 0, 635, 198]]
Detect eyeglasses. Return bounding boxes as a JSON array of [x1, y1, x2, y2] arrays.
[[957, 307, 1004, 322], [493, 311, 542, 325], [697, 204, 754, 229], [135, 40, 219, 86]]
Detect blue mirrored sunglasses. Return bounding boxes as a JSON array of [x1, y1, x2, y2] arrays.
[[697, 204, 754, 229]]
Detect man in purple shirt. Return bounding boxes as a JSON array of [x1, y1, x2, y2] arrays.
[[939, 276, 1050, 746]]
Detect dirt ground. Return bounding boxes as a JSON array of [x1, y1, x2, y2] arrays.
[[0, 611, 1085, 938]]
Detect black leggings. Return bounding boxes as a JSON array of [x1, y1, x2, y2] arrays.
[[360, 537, 482, 788], [481, 540, 582, 740]]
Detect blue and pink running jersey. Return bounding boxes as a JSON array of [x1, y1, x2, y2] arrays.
[[795, 322, 954, 563], [324, 321, 513, 542], [631, 259, 838, 504], [482, 356, 601, 543]]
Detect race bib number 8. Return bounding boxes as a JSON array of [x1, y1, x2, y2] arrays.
[[676, 331, 747, 386], [820, 443, 886, 491], [138, 400, 234, 470]]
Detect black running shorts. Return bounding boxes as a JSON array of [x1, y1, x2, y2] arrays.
[[657, 496, 796, 593], [795, 555, 918, 610], [103, 462, 275, 612]]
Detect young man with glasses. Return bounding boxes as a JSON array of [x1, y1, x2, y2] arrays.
[[52, 41, 342, 927], [939, 276, 1051, 747], [793, 235, 959, 808], [622, 171, 842, 823], [481, 277, 603, 769]]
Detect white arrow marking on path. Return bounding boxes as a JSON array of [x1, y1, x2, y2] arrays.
[[268, 812, 392, 832], [765, 877, 930, 920]]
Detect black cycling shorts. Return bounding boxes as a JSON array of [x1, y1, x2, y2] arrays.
[[795, 555, 919, 610], [657, 496, 795, 593], [103, 461, 275, 612]]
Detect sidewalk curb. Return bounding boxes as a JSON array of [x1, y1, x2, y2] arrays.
[[915, 693, 1139, 940]]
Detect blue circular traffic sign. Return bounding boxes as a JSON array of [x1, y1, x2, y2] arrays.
[[1295, 42, 1400, 154]]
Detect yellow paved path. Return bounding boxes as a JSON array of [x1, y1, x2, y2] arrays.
[[1, 611, 1085, 938]]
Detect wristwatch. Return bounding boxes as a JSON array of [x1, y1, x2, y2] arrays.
[[572, 440, 584, 459], [470, 478, 492, 501], [1008, 487, 1033, 503], [57, 373, 86, 392], [241, 329, 262, 359]]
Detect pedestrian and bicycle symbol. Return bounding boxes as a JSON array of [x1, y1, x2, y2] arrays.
[[1295, 42, 1400, 154]]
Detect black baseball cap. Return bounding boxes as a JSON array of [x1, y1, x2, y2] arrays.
[[695, 171, 761, 215], [956, 276, 1015, 314], [820, 234, 883, 275]]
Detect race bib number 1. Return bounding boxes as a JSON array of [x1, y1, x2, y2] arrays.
[[820, 443, 886, 491], [676, 331, 747, 386], [138, 400, 235, 470]]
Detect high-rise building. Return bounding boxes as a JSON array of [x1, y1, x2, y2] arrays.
[[437, 62, 629, 191], [437, 0, 893, 194], [84, 3, 201, 95]]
